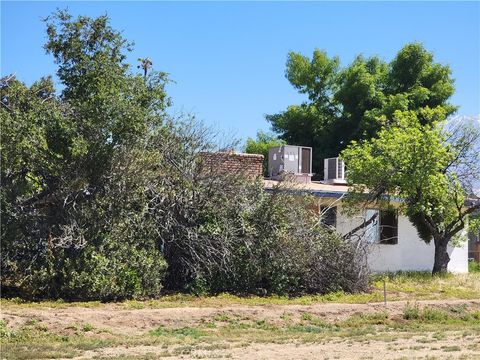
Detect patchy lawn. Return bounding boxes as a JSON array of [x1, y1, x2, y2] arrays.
[[1, 273, 479, 359], [2, 272, 479, 310]]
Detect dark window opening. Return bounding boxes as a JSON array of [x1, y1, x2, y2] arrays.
[[380, 210, 398, 244], [321, 206, 337, 228]]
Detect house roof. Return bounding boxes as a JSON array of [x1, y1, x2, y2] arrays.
[[263, 179, 349, 199], [264, 179, 480, 209]]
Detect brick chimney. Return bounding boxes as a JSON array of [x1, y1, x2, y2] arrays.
[[200, 152, 264, 178]]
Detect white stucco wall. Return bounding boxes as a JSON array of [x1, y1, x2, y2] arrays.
[[333, 204, 468, 273]]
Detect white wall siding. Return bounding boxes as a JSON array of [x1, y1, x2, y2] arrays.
[[448, 236, 469, 273], [335, 205, 468, 273]]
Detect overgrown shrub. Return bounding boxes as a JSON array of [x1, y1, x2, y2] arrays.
[[2, 141, 168, 300], [2, 116, 369, 299], [1, 10, 369, 300], [1, 11, 170, 301], [153, 124, 370, 295]]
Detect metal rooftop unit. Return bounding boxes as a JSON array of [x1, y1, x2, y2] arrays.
[[268, 145, 313, 183]]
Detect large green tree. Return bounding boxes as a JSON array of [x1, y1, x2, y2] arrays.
[[43, 10, 170, 184], [341, 108, 480, 274], [267, 43, 456, 176], [1, 10, 369, 300], [1, 10, 170, 299]]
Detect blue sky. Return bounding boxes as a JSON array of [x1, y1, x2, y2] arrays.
[[2, 1, 479, 142]]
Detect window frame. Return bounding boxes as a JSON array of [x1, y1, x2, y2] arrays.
[[364, 208, 398, 245], [379, 209, 398, 245]]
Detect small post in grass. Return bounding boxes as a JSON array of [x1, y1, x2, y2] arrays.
[[383, 276, 387, 306]]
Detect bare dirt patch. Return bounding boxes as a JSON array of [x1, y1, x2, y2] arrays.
[[2, 298, 479, 335], [2, 299, 479, 359], [68, 335, 480, 360]]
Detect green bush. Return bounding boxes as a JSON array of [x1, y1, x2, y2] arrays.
[[468, 260, 480, 273], [2, 140, 169, 301]]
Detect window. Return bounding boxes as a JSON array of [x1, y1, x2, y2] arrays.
[[320, 206, 337, 228], [364, 209, 398, 245], [379, 210, 398, 244]]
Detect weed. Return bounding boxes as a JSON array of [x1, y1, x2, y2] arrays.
[[468, 260, 480, 273], [150, 326, 207, 339], [422, 308, 449, 322], [24, 318, 39, 326], [214, 313, 231, 322], [403, 303, 420, 320], [0, 320, 10, 338], [287, 325, 326, 334], [300, 312, 313, 321], [450, 304, 467, 314], [254, 320, 277, 331], [441, 345, 461, 352], [82, 323, 94, 332], [280, 312, 290, 322], [432, 332, 446, 340]]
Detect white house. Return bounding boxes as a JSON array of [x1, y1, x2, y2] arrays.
[[264, 146, 469, 273], [206, 147, 469, 273], [264, 179, 468, 273]]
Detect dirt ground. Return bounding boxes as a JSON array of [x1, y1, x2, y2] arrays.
[[68, 337, 479, 360], [2, 299, 479, 335], [2, 299, 480, 359]]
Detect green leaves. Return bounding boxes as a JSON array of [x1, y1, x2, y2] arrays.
[[286, 49, 340, 103], [1, 10, 172, 300], [268, 43, 456, 177], [43, 10, 170, 185], [341, 108, 478, 262]]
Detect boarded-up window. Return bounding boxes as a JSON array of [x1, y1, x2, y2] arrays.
[[320, 206, 337, 228]]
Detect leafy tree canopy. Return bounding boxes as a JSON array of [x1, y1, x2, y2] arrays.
[[267, 43, 456, 176], [341, 108, 480, 274], [1, 10, 171, 300], [43, 10, 171, 184]]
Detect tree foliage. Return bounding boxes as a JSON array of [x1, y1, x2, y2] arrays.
[[268, 44, 456, 176], [1, 10, 170, 300], [341, 108, 480, 273], [1, 10, 369, 300], [244, 131, 286, 176]]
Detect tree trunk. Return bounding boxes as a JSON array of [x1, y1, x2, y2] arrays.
[[432, 238, 450, 275]]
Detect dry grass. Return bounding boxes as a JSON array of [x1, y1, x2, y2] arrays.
[[1, 301, 479, 359], [2, 272, 478, 310], [1, 273, 479, 359]]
